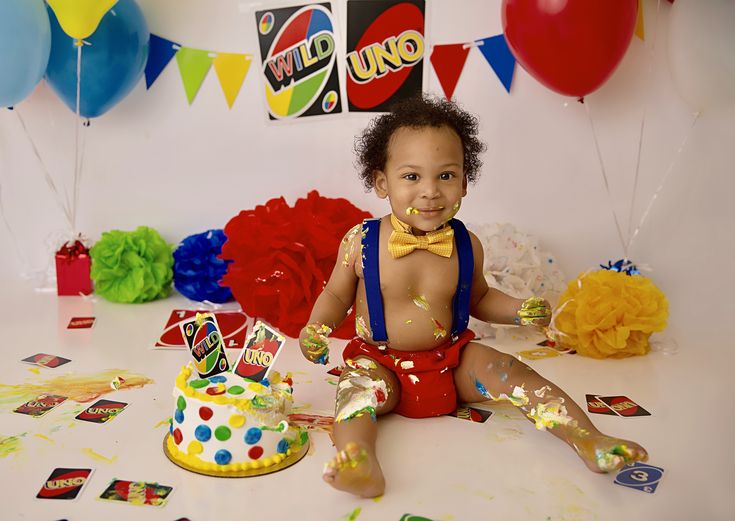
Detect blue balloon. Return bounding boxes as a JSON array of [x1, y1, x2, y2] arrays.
[[0, 0, 51, 107], [45, 0, 149, 118]]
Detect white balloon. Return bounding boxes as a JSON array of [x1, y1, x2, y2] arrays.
[[667, 0, 735, 111]]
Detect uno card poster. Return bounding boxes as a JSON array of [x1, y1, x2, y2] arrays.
[[255, 3, 342, 120], [346, 0, 425, 112]]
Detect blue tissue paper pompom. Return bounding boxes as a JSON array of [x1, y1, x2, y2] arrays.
[[173, 229, 233, 303]]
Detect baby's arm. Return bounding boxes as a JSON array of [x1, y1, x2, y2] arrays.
[[298, 224, 361, 363], [467, 232, 551, 326]]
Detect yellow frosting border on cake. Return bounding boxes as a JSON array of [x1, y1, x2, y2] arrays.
[[175, 364, 292, 415], [165, 435, 293, 474]]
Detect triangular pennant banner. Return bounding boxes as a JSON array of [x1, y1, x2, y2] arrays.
[[176, 47, 213, 105], [477, 35, 516, 94], [145, 34, 180, 89], [635, 2, 645, 41], [430, 43, 471, 100], [213, 53, 252, 109]]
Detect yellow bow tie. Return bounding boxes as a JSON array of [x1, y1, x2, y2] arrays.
[[388, 214, 454, 259]]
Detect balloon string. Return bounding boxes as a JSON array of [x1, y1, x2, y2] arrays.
[[0, 180, 30, 270], [13, 109, 74, 227], [72, 41, 82, 234], [627, 111, 700, 254], [627, 0, 662, 247], [583, 101, 628, 257]]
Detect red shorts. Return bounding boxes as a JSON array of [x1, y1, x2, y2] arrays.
[[342, 329, 475, 419]]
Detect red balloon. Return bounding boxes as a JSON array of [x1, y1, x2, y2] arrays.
[[502, 0, 638, 97]]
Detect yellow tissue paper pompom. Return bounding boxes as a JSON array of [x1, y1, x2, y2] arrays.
[[554, 270, 668, 359]]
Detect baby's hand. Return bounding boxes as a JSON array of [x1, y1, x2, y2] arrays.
[[516, 297, 552, 327], [299, 323, 332, 364]]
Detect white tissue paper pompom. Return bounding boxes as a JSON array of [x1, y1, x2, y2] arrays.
[[467, 223, 566, 338]]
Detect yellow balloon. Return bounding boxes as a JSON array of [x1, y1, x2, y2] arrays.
[[47, 0, 118, 40]]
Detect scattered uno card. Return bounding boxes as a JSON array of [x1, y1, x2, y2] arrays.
[[399, 515, 437, 521], [516, 347, 560, 360], [449, 406, 494, 423], [67, 316, 96, 329], [14, 394, 67, 417], [155, 309, 250, 349], [614, 462, 664, 493], [21, 353, 71, 368], [232, 320, 286, 382], [75, 399, 128, 424], [537, 338, 575, 354], [596, 395, 651, 417], [181, 312, 230, 378], [37, 468, 94, 500], [327, 366, 343, 377], [98, 479, 173, 507], [585, 394, 617, 416]]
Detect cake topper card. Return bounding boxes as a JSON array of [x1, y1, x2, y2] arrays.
[[232, 321, 286, 382], [180, 313, 231, 378]]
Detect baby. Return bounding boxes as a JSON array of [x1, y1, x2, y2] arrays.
[[299, 95, 647, 498]]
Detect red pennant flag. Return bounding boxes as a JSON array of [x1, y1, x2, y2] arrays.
[[430, 43, 471, 100]]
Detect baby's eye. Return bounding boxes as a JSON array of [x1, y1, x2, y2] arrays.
[[439, 172, 456, 180], [403, 173, 418, 181]]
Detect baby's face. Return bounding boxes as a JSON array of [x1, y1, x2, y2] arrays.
[[374, 125, 466, 233]]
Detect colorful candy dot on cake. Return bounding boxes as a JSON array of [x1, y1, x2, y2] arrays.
[[277, 439, 290, 454], [177, 396, 187, 410], [299, 431, 308, 446], [214, 426, 231, 441], [190, 379, 210, 389], [174, 409, 185, 424], [199, 407, 213, 421], [227, 385, 245, 395], [168, 419, 173, 434], [209, 375, 227, 384], [195, 425, 212, 442], [245, 427, 262, 444], [206, 383, 226, 396], [214, 449, 232, 465], [261, 378, 270, 387], [248, 446, 264, 460], [229, 414, 246, 428], [173, 428, 183, 445], [188, 440, 203, 455], [248, 382, 267, 393]]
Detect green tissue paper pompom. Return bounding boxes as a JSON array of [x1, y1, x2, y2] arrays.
[[90, 226, 174, 303]]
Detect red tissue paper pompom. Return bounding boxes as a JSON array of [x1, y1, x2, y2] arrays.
[[221, 191, 372, 338]]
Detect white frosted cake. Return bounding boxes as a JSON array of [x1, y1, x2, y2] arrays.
[[165, 363, 307, 476]]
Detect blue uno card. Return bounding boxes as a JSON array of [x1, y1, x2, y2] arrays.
[[614, 462, 664, 493]]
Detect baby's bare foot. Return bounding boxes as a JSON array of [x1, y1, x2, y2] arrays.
[[572, 433, 648, 473], [322, 441, 385, 498]]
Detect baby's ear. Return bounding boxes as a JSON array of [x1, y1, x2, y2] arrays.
[[462, 174, 468, 196], [374, 171, 388, 199]]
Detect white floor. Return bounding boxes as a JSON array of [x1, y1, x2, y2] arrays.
[[0, 276, 732, 521]]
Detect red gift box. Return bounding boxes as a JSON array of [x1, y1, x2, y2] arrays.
[[55, 240, 92, 296]]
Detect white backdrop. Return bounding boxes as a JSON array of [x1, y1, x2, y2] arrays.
[[1, 0, 733, 350]]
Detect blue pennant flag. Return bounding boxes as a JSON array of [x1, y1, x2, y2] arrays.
[[145, 34, 180, 89], [477, 35, 516, 93]]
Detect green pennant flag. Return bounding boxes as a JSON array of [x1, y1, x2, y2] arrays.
[[175, 47, 213, 104]]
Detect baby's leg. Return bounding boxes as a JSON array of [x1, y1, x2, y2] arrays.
[[323, 356, 400, 497], [454, 342, 647, 473]]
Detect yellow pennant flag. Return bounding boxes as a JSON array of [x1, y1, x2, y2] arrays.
[[635, 2, 645, 41], [213, 53, 252, 109]]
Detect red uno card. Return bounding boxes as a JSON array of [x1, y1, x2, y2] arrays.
[[21, 353, 71, 368], [232, 321, 285, 382], [327, 367, 343, 377], [67, 317, 96, 329], [155, 309, 250, 349], [37, 468, 93, 500], [449, 406, 494, 423], [585, 394, 617, 416], [98, 479, 173, 507], [14, 394, 67, 417], [75, 399, 128, 424], [596, 395, 651, 417]]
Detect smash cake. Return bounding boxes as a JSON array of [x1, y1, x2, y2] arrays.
[[164, 363, 309, 477]]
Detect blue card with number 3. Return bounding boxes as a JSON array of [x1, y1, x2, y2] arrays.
[[614, 462, 665, 493]]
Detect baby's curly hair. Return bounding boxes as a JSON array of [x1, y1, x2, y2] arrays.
[[354, 95, 486, 191]]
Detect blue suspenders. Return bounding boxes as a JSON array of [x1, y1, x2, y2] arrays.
[[361, 218, 474, 343]]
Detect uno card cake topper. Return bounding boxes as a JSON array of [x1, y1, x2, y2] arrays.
[[232, 321, 286, 382], [180, 312, 230, 378]]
